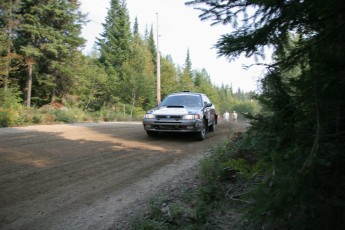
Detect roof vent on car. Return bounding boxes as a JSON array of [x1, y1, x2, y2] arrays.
[[181, 90, 190, 92]]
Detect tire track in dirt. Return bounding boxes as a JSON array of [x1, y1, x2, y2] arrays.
[[0, 121, 234, 229]]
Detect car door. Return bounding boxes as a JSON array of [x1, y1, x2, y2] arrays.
[[202, 94, 214, 125]]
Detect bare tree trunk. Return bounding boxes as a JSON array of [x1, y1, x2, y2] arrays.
[[25, 58, 33, 107], [3, 2, 12, 91], [3, 46, 10, 91], [130, 92, 136, 118]]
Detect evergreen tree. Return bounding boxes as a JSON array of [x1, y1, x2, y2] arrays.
[[97, 0, 131, 78], [72, 55, 108, 111], [194, 68, 210, 88], [160, 55, 178, 98], [217, 83, 236, 114], [184, 48, 193, 76], [178, 49, 194, 91], [188, 0, 345, 229], [14, 0, 86, 107], [132, 16, 139, 35], [120, 30, 155, 111], [0, 0, 21, 91], [194, 68, 220, 108], [146, 24, 156, 68]]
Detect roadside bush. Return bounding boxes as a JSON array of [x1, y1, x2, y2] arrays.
[[0, 108, 20, 127], [130, 218, 169, 230], [129, 129, 260, 229], [96, 106, 144, 122], [0, 88, 23, 127], [0, 87, 22, 109], [52, 109, 78, 123]]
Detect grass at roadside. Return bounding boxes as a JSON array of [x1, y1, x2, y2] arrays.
[[127, 123, 260, 230], [0, 103, 144, 127]]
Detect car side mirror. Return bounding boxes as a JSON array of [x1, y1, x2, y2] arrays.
[[205, 102, 212, 107]]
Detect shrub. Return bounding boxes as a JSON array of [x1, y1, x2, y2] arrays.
[[0, 88, 23, 127], [0, 108, 20, 127], [52, 109, 78, 123], [130, 218, 169, 230]]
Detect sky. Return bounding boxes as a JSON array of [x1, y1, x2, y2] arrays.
[[79, 0, 269, 92]]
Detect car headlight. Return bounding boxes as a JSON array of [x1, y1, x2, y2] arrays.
[[182, 114, 201, 120], [144, 114, 155, 119]]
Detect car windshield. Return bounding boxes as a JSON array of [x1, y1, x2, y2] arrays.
[[161, 94, 202, 107]]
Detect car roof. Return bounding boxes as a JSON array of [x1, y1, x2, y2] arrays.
[[168, 91, 204, 96]]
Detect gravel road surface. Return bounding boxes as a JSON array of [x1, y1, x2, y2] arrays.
[[0, 121, 232, 230]]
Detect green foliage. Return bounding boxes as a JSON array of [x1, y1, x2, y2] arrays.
[[0, 109, 19, 127], [187, 0, 345, 229], [195, 200, 212, 224], [97, 0, 131, 75], [0, 87, 22, 109], [12, 0, 86, 107], [222, 158, 261, 180], [160, 56, 179, 98], [120, 33, 156, 109], [70, 55, 109, 111], [129, 131, 259, 229], [231, 99, 261, 121], [0, 105, 46, 127], [146, 25, 157, 68], [130, 218, 169, 230], [52, 107, 92, 123], [0, 87, 22, 126], [199, 133, 259, 184], [178, 49, 195, 91], [0, 0, 256, 123]]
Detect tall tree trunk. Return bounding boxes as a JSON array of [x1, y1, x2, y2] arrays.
[[130, 92, 136, 118], [25, 57, 34, 107], [3, 1, 12, 91], [3, 45, 10, 91]]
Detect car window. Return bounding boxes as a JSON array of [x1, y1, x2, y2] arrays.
[[202, 95, 211, 105], [161, 95, 182, 106], [182, 95, 202, 107], [161, 94, 202, 107]]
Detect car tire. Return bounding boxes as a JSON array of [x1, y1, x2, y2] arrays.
[[146, 130, 159, 137], [195, 120, 206, 141]]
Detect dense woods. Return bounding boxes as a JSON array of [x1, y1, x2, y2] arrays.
[[1, 0, 344, 229], [0, 0, 257, 126], [186, 0, 345, 229]]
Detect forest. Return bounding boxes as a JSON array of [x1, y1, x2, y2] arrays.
[[1, 0, 345, 229], [184, 0, 345, 229], [0, 0, 258, 127]]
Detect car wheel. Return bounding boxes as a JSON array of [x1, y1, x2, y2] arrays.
[[146, 130, 159, 137], [195, 120, 206, 141], [209, 120, 216, 132]]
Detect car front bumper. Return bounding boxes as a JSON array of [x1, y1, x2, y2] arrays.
[[143, 119, 204, 133]]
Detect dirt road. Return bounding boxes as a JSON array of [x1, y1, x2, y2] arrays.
[[0, 121, 234, 230]]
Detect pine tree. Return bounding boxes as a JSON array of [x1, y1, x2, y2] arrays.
[[0, 0, 21, 91], [146, 25, 157, 68], [160, 55, 178, 98], [97, 0, 131, 78], [14, 0, 86, 107], [121, 32, 155, 111], [194, 68, 220, 107], [179, 49, 194, 91], [132, 16, 139, 36], [187, 0, 345, 229]]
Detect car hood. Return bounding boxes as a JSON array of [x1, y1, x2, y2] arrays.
[[149, 106, 202, 115]]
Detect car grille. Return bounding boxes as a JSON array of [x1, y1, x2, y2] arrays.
[[157, 125, 183, 130], [156, 115, 182, 119]]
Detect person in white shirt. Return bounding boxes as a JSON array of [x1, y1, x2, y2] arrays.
[[223, 111, 230, 123], [232, 111, 238, 122]]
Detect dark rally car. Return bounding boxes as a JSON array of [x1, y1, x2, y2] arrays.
[[142, 91, 217, 140]]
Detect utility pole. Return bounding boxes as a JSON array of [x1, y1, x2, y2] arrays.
[[156, 12, 161, 105]]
